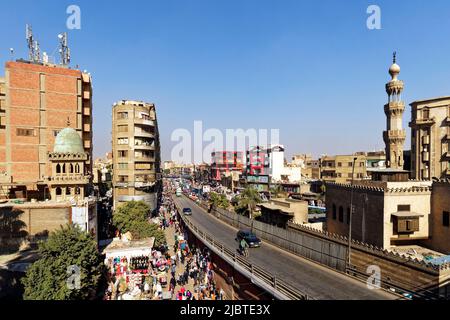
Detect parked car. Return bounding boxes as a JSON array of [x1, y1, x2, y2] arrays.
[[236, 230, 261, 248], [182, 208, 192, 216]]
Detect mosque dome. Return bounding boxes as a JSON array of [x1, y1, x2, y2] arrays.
[[53, 127, 84, 154]]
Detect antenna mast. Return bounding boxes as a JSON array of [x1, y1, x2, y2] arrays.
[[58, 32, 70, 66], [26, 24, 41, 63]]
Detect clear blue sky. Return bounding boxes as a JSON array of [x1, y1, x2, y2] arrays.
[[1, 0, 450, 162]]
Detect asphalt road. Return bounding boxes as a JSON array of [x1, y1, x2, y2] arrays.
[[174, 196, 398, 300]]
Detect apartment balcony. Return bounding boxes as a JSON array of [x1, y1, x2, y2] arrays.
[[134, 130, 154, 138], [134, 118, 155, 126], [134, 143, 155, 151], [134, 157, 155, 162]]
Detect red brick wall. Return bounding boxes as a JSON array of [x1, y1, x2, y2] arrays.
[[2, 61, 91, 188]]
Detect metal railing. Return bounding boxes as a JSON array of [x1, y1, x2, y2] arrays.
[[173, 200, 308, 300]]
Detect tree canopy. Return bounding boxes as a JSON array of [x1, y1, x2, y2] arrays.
[[21, 224, 104, 300], [234, 187, 262, 218], [112, 201, 166, 246], [209, 192, 230, 210]]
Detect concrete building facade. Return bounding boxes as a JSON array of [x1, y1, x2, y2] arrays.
[[320, 154, 367, 184], [409, 96, 450, 180], [0, 60, 93, 200], [112, 100, 161, 211]]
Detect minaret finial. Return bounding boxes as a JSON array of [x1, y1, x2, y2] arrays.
[[67, 117, 71, 127], [393, 51, 397, 64]]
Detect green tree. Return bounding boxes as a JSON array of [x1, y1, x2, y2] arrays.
[[234, 187, 262, 219], [112, 201, 166, 246], [21, 225, 104, 300], [209, 192, 230, 210]]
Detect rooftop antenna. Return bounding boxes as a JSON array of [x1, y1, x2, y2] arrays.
[[393, 51, 397, 64], [26, 24, 35, 61], [34, 40, 41, 62], [58, 32, 70, 66]]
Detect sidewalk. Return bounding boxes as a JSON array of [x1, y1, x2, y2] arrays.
[[163, 223, 196, 299]]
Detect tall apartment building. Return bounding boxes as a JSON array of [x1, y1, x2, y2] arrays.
[[112, 100, 161, 211], [409, 96, 450, 180], [0, 60, 93, 199]]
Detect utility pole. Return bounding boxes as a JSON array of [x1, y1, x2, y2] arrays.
[[347, 157, 357, 272]]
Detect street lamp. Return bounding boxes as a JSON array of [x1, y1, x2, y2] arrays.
[[347, 157, 357, 272]]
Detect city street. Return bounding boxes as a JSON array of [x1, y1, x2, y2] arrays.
[[174, 196, 398, 300]]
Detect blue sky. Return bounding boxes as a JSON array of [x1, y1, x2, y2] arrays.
[[1, 0, 450, 162]]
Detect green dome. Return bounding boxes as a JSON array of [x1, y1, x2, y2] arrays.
[[54, 128, 84, 154]]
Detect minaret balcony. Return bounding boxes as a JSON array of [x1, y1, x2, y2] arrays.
[[383, 130, 406, 140], [386, 80, 404, 93], [384, 102, 405, 116]]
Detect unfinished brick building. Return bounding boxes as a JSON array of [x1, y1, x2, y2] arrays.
[[0, 60, 93, 200]]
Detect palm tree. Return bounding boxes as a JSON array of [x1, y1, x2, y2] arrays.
[[237, 187, 262, 219]]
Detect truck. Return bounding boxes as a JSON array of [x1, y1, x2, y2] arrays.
[[176, 188, 182, 197]]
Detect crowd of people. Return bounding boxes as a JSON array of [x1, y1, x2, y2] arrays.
[[161, 180, 227, 300], [103, 180, 228, 300]]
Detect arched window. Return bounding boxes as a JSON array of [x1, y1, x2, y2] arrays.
[[66, 187, 71, 195], [75, 187, 81, 195], [75, 164, 80, 174], [70, 164, 74, 173], [62, 164, 66, 174], [56, 187, 62, 196], [56, 164, 61, 174], [332, 204, 337, 220], [339, 206, 344, 222]]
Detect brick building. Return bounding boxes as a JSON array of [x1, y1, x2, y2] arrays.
[[0, 60, 93, 200]]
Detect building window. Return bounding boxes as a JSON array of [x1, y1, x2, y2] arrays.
[[332, 204, 337, 220], [56, 164, 61, 174], [422, 108, 430, 120], [75, 164, 80, 174], [56, 187, 62, 196], [118, 138, 129, 145], [443, 211, 450, 227], [397, 205, 410, 212], [75, 187, 81, 195], [66, 187, 71, 195], [118, 112, 128, 119], [337, 162, 342, 167], [338, 206, 344, 222], [117, 125, 128, 133], [118, 150, 128, 158], [17, 128, 35, 136], [118, 163, 128, 170]]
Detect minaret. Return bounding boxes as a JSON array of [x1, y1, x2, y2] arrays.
[[383, 52, 406, 169]]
